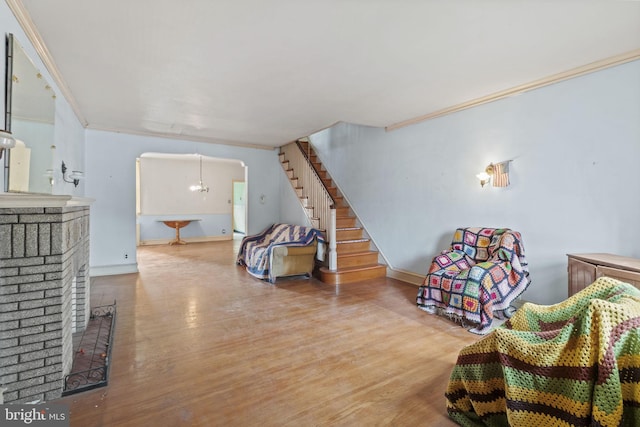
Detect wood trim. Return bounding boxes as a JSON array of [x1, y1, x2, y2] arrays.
[[386, 267, 424, 286], [386, 49, 640, 131], [569, 253, 640, 273], [138, 235, 233, 246], [6, 0, 89, 127]]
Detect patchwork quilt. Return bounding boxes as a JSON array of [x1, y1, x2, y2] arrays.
[[236, 223, 324, 283], [446, 277, 640, 426], [416, 228, 530, 334]]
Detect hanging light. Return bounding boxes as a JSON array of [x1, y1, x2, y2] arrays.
[[189, 155, 210, 192]]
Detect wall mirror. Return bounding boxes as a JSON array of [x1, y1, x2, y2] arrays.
[[4, 33, 56, 194]]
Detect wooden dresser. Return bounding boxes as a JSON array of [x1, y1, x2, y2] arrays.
[[567, 253, 640, 296]]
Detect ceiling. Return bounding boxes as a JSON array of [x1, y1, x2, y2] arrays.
[[10, 0, 640, 148]]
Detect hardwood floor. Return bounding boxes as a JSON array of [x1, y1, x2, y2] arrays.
[[56, 240, 481, 426]]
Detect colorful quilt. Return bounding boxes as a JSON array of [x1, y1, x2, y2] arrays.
[[416, 228, 530, 334], [236, 223, 324, 283], [446, 277, 640, 426]]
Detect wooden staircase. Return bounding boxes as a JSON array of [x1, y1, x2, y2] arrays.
[[279, 140, 387, 285]]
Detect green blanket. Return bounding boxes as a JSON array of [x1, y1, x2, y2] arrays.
[[446, 277, 640, 426]]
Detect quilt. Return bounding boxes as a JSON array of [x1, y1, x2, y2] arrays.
[[416, 228, 530, 334], [236, 223, 324, 283], [446, 277, 640, 426]]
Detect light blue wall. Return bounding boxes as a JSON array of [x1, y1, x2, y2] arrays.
[[311, 60, 640, 305], [1, 2, 85, 196], [85, 130, 284, 273]]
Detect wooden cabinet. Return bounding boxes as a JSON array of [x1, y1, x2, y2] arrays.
[[567, 253, 640, 296]]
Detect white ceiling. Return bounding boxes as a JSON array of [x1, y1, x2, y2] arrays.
[[12, 0, 640, 148]]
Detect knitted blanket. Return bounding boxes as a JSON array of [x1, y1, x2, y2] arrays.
[[446, 277, 640, 426], [417, 228, 530, 334], [236, 223, 324, 283]]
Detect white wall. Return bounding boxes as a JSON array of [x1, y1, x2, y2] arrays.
[[1, 2, 85, 196], [85, 129, 284, 274], [137, 154, 245, 242], [311, 60, 640, 305]]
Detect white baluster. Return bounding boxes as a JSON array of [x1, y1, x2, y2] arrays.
[[329, 208, 337, 271]]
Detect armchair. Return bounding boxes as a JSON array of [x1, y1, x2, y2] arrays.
[[237, 223, 324, 283], [416, 227, 530, 333], [446, 277, 640, 426]]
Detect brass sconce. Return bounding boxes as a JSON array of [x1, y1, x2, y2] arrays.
[[476, 161, 511, 188], [476, 163, 494, 187]]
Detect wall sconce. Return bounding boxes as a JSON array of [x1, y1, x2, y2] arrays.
[[476, 163, 494, 187], [476, 161, 511, 188], [0, 130, 17, 159], [61, 161, 84, 187]]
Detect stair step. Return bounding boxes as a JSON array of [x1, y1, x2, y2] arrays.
[[336, 227, 363, 240], [332, 196, 346, 207], [327, 187, 339, 197], [337, 251, 379, 268], [336, 239, 371, 254], [318, 264, 387, 285], [336, 216, 356, 228], [334, 206, 349, 216]]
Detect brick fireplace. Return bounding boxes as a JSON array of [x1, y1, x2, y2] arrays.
[[0, 194, 92, 403]]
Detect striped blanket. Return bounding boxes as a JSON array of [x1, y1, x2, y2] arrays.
[[236, 223, 324, 283], [446, 277, 640, 426]]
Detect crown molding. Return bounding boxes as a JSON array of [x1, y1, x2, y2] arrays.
[[6, 0, 88, 127], [386, 49, 640, 131]]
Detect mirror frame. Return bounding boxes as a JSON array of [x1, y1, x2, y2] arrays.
[[3, 33, 57, 194], [3, 33, 14, 190]]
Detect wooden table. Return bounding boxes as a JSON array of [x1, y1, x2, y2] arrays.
[[160, 220, 200, 245]]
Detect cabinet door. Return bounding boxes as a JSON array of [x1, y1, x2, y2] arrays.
[[568, 257, 596, 296], [597, 266, 640, 290]]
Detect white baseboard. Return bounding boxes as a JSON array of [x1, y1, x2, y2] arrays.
[[90, 263, 139, 277], [138, 235, 233, 246], [387, 268, 424, 286]]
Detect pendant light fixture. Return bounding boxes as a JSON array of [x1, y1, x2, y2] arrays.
[[189, 154, 210, 192]]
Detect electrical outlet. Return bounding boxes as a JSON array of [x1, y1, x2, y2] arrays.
[[222, 229, 227, 234], [124, 252, 129, 260]]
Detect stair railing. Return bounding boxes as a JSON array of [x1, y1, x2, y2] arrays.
[[280, 141, 337, 271]]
